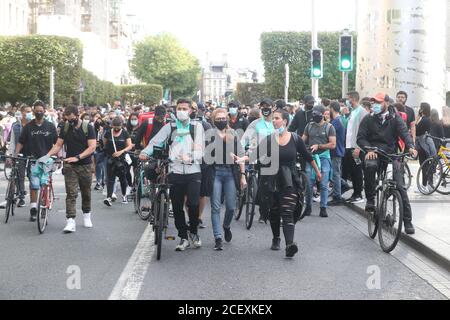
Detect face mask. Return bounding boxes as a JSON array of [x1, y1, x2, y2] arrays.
[[261, 107, 272, 117], [144, 107, 150, 113], [346, 100, 352, 109], [305, 104, 314, 111], [177, 111, 190, 122], [113, 128, 121, 133], [214, 120, 228, 131], [131, 120, 139, 127], [68, 118, 78, 126], [276, 126, 286, 135], [372, 103, 383, 115], [190, 112, 198, 120], [115, 110, 122, 116], [34, 112, 44, 121], [313, 114, 323, 123], [229, 108, 238, 116], [242, 113, 248, 118], [26, 112, 33, 121]]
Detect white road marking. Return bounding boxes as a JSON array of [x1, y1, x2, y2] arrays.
[[108, 224, 155, 300]]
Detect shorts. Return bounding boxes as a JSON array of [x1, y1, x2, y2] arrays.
[[27, 163, 43, 190], [200, 165, 214, 197]]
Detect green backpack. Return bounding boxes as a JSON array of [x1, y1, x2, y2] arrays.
[[64, 120, 90, 137]]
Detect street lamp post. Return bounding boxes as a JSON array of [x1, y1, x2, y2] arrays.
[[285, 63, 289, 102], [311, 0, 319, 100]]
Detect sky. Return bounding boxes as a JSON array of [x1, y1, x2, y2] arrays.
[[124, 0, 357, 77]]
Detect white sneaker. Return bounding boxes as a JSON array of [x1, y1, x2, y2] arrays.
[[83, 213, 93, 228], [190, 233, 202, 249], [175, 239, 190, 251], [104, 198, 112, 207], [126, 186, 133, 196], [111, 193, 117, 202], [122, 196, 128, 204], [63, 218, 76, 234]]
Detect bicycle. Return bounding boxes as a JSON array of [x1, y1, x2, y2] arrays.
[[295, 158, 310, 221], [134, 160, 155, 221], [0, 154, 31, 224], [242, 164, 258, 230], [150, 146, 174, 261], [36, 157, 62, 234], [416, 135, 450, 195], [364, 147, 409, 253]]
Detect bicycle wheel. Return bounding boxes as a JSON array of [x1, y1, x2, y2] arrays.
[[156, 192, 168, 261], [4, 179, 15, 224], [234, 188, 246, 221], [133, 172, 141, 214], [245, 174, 257, 230], [367, 187, 380, 239], [137, 179, 152, 221], [416, 157, 442, 195], [403, 163, 412, 191], [378, 189, 403, 253], [37, 187, 49, 234], [4, 161, 12, 181], [298, 171, 310, 221], [436, 165, 450, 195]]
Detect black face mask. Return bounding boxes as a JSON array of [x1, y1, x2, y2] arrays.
[[261, 107, 272, 117], [242, 113, 248, 118], [313, 114, 323, 123], [68, 118, 78, 126], [34, 112, 45, 121], [214, 120, 228, 131], [305, 104, 314, 111], [190, 112, 198, 120]]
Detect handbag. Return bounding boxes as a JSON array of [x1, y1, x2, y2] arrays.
[[111, 131, 132, 166]]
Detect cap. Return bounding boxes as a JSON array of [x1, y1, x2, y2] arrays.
[[275, 99, 286, 110], [304, 95, 315, 104], [312, 105, 326, 114], [260, 99, 273, 107], [370, 92, 389, 103]]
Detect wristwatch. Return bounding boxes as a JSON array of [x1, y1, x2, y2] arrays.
[[76, 155, 81, 160]]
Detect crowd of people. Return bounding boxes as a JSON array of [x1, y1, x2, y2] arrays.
[[2, 91, 450, 259]]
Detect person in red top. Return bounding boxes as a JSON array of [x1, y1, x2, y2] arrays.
[[134, 105, 168, 150], [394, 103, 408, 152]]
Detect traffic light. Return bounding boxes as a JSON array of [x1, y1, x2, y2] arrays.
[[311, 49, 323, 79], [339, 35, 353, 72]]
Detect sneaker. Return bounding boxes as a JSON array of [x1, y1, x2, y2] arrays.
[[83, 212, 93, 228], [346, 195, 364, 204], [198, 218, 206, 229], [303, 206, 312, 217], [63, 218, 76, 233], [175, 239, 190, 251], [328, 198, 344, 206], [214, 238, 223, 251], [313, 194, 321, 203], [319, 208, 328, 218], [126, 186, 133, 196], [94, 184, 102, 191], [341, 184, 351, 195], [271, 238, 281, 251], [258, 216, 265, 224], [285, 243, 299, 258], [104, 198, 112, 207], [223, 227, 232, 243], [18, 199, 26, 207], [404, 221, 416, 235], [122, 196, 128, 204], [30, 208, 37, 222], [190, 233, 202, 249], [111, 193, 117, 202]]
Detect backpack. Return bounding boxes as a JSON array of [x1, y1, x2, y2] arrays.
[[64, 120, 90, 137], [303, 122, 333, 144]]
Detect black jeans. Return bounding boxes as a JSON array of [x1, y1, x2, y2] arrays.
[[168, 173, 202, 240], [106, 158, 128, 198], [269, 188, 299, 246], [343, 149, 364, 197], [364, 159, 412, 223]]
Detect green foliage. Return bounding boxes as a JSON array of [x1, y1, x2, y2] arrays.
[[130, 33, 201, 99], [119, 84, 163, 106], [260, 32, 357, 100], [235, 83, 267, 106], [0, 35, 83, 105], [80, 69, 119, 106]]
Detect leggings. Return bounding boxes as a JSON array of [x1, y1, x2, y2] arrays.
[[106, 159, 128, 198], [269, 188, 299, 246]]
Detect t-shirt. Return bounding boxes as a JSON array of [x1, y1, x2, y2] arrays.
[[416, 116, 431, 137], [18, 120, 57, 159], [304, 122, 336, 149], [405, 105, 416, 130], [331, 116, 345, 158], [104, 129, 130, 157], [59, 122, 96, 165]]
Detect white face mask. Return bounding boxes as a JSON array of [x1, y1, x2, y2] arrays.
[[131, 120, 138, 127], [177, 111, 190, 122]]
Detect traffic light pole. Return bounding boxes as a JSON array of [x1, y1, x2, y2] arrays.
[[311, 0, 319, 100], [342, 71, 349, 99]]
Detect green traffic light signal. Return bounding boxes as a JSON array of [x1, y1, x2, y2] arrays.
[[311, 49, 323, 79], [339, 35, 353, 72]]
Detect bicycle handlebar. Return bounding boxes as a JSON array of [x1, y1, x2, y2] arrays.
[[425, 134, 450, 145], [364, 147, 410, 161]]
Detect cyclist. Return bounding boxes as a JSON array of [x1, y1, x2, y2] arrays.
[[357, 92, 418, 235], [134, 105, 168, 150], [15, 100, 58, 222], [139, 99, 205, 252]]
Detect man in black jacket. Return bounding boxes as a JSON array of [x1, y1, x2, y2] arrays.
[[357, 92, 418, 234], [289, 95, 315, 136]]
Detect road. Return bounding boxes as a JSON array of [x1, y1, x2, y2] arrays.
[[0, 173, 447, 300]]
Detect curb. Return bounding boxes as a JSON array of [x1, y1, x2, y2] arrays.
[[344, 202, 450, 272]]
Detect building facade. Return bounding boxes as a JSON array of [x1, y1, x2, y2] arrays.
[[356, 0, 448, 111], [0, 0, 30, 36]]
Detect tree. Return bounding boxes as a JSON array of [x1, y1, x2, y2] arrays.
[[260, 32, 357, 100], [235, 83, 267, 106], [0, 35, 83, 105], [130, 33, 201, 99], [119, 84, 163, 106]]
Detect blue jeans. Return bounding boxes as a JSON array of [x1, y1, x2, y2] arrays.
[[211, 166, 236, 240], [94, 151, 107, 185], [305, 157, 331, 208], [331, 157, 343, 200]]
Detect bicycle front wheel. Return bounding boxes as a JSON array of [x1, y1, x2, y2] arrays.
[[37, 187, 49, 234], [404, 163, 412, 191], [367, 187, 380, 239], [378, 189, 404, 253], [436, 165, 450, 195], [245, 175, 257, 230], [234, 189, 246, 221], [156, 191, 168, 261], [4, 179, 16, 224], [298, 171, 310, 221], [416, 157, 442, 195]]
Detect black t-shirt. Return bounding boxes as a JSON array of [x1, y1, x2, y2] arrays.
[[19, 120, 57, 159], [405, 105, 416, 130], [279, 136, 298, 166], [416, 116, 431, 137], [104, 129, 130, 157], [59, 122, 96, 165]]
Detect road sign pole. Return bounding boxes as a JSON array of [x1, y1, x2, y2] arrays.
[[285, 63, 289, 102], [311, 0, 319, 100], [342, 71, 349, 98]]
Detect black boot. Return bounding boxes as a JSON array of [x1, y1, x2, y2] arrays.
[[271, 238, 281, 251], [282, 223, 295, 246], [286, 243, 299, 258]]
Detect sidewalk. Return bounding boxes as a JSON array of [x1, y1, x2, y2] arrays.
[[345, 161, 450, 271]]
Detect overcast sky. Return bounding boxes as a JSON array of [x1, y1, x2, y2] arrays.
[[124, 0, 357, 76]]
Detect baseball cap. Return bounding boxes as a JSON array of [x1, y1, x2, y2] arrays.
[[304, 95, 316, 104], [260, 99, 273, 107], [312, 105, 326, 114], [371, 92, 389, 103]]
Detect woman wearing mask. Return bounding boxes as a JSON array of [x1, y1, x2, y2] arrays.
[[93, 115, 107, 190], [415, 103, 435, 191], [103, 117, 133, 206], [125, 113, 140, 193], [209, 108, 247, 251], [234, 109, 321, 258]]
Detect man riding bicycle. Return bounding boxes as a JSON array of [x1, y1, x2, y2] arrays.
[[357, 92, 418, 235]]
